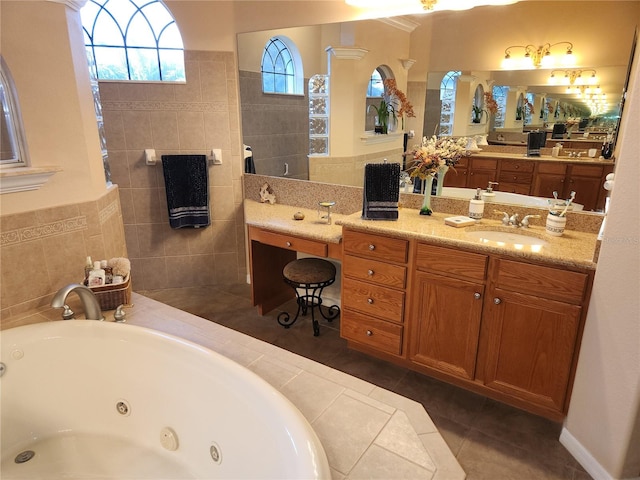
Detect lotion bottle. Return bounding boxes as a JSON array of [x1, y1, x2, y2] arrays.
[[87, 261, 106, 287], [481, 182, 498, 203], [469, 188, 485, 220]]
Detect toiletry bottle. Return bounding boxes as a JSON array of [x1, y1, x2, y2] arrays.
[[481, 182, 498, 203], [100, 259, 113, 284], [84, 256, 93, 285], [87, 261, 106, 287], [469, 188, 485, 220]]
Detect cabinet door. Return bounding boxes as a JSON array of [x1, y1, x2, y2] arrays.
[[566, 175, 602, 211], [410, 271, 484, 380], [482, 288, 581, 413], [532, 174, 565, 199]]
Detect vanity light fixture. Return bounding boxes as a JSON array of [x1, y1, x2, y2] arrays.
[[501, 42, 575, 69], [344, 0, 520, 16], [548, 69, 597, 86]]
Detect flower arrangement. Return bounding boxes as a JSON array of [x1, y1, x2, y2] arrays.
[[368, 98, 395, 133], [405, 135, 470, 180], [471, 104, 485, 123], [484, 91, 498, 116], [384, 79, 415, 129]]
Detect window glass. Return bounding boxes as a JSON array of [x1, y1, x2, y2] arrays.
[[261, 38, 295, 94], [439, 71, 460, 136], [367, 69, 384, 97]]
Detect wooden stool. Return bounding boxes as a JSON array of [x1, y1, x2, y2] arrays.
[[277, 258, 340, 336]]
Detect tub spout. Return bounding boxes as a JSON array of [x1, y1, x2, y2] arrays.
[[51, 283, 104, 321]]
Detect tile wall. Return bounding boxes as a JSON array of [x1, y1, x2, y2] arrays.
[[0, 186, 127, 322], [100, 50, 246, 291]]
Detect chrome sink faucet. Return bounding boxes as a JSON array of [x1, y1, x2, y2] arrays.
[[51, 283, 104, 321], [494, 211, 540, 228]]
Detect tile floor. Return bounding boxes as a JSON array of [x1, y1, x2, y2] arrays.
[[138, 284, 593, 480]]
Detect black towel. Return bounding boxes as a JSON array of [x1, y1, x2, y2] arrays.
[[244, 145, 255, 174], [161, 155, 210, 229], [362, 162, 400, 220]]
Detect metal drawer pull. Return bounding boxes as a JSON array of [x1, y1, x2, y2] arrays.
[[367, 269, 374, 276], [285, 241, 292, 247], [366, 330, 373, 336], [474, 292, 481, 300], [367, 298, 374, 304], [494, 298, 502, 305], [368, 244, 375, 251]]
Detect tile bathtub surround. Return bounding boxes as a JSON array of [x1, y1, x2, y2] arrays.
[[1, 293, 465, 480], [0, 186, 127, 322], [100, 50, 247, 291]]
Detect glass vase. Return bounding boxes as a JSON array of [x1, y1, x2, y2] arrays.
[[420, 176, 435, 216], [435, 165, 449, 196]]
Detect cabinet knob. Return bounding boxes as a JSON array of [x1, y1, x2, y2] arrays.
[[494, 298, 502, 305], [367, 298, 374, 304], [368, 244, 375, 251], [474, 292, 481, 300], [366, 330, 373, 336], [367, 269, 374, 276], [285, 241, 292, 247]]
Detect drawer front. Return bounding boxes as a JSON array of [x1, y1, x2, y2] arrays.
[[493, 259, 588, 304], [470, 158, 498, 170], [342, 277, 405, 323], [343, 229, 408, 264], [343, 254, 407, 289], [500, 159, 535, 173], [251, 228, 327, 257], [498, 182, 531, 195], [570, 164, 604, 177], [498, 172, 533, 184], [416, 243, 488, 281], [538, 162, 568, 175], [341, 309, 403, 356]]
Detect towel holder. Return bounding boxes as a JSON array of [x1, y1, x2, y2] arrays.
[[144, 148, 222, 166]]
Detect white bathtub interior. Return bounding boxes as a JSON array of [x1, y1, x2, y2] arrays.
[[0, 320, 330, 479]]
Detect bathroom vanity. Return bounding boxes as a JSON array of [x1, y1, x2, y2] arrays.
[[244, 197, 598, 421]]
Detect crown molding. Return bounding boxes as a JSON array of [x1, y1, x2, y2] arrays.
[[377, 16, 421, 33], [46, 0, 88, 11]]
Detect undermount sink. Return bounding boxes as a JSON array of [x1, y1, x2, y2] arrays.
[[466, 228, 548, 250]]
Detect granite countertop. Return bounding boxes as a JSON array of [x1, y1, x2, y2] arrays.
[[471, 150, 614, 165], [245, 199, 599, 270], [338, 209, 599, 270], [244, 199, 345, 244]]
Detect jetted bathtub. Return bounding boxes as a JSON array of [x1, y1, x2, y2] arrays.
[[0, 320, 330, 479]]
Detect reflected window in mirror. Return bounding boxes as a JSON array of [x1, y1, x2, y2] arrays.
[[365, 65, 394, 132], [439, 70, 460, 136], [524, 92, 535, 125], [0, 56, 29, 168], [80, 0, 185, 82], [367, 69, 384, 97], [515, 93, 524, 120], [493, 86, 508, 128], [261, 37, 303, 94]]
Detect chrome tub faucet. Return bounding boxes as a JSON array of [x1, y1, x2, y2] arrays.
[[51, 283, 104, 321]]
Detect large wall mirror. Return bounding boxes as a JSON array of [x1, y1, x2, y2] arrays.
[[237, 3, 637, 213], [0, 56, 29, 168]]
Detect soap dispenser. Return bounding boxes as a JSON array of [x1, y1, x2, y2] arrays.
[[469, 188, 485, 220], [482, 182, 498, 202]]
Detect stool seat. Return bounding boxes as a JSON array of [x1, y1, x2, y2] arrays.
[[277, 258, 340, 336], [283, 258, 336, 285]]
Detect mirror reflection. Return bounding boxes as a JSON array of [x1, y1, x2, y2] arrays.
[[237, 9, 634, 212], [0, 56, 29, 167]]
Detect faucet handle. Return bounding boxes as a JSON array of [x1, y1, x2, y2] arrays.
[[61, 304, 75, 320], [114, 304, 127, 323], [494, 210, 510, 225], [520, 214, 541, 227]]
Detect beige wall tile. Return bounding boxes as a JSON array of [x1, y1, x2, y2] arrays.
[[145, 83, 176, 102], [102, 110, 126, 150], [203, 111, 231, 151], [174, 60, 202, 102], [122, 111, 153, 150], [118, 83, 147, 101], [214, 252, 239, 284], [123, 224, 140, 259], [186, 226, 214, 255], [150, 111, 180, 150], [192, 254, 216, 285], [136, 257, 169, 290], [210, 160, 232, 187], [1, 240, 50, 306], [43, 231, 87, 286], [213, 220, 236, 253], [199, 61, 228, 103], [210, 186, 235, 222], [166, 255, 194, 288], [136, 223, 166, 258], [118, 189, 136, 225], [106, 150, 131, 188], [163, 226, 195, 256], [177, 111, 206, 150], [131, 188, 165, 224]]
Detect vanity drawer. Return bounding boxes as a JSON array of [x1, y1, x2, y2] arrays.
[[498, 182, 531, 195], [343, 229, 408, 264], [500, 159, 535, 173], [250, 227, 327, 257], [343, 254, 407, 289], [416, 243, 488, 281], [341, 309, 403, 356], [498, 172, 533, 184], [570, 164, 605, 177], [470, 158, 498, 170], [493, 259, 588, 304], [538, 162, 567, 175], [342, 277, 405, 323]]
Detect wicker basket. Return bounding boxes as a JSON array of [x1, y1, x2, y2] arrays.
[[89, 274, 132, 311]]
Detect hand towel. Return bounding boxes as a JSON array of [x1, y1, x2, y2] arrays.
[[362, 162, 400, 220], [161, 154, 210, 229]]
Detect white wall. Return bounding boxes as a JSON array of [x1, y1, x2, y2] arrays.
[[561, 33, 640, 479]]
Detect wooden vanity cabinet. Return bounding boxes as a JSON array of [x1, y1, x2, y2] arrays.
[[498, 159, 534, 195], [467, 158, 498, 190], [340, 229, 409, 357], [531, 162, 567, 199], [409, 244, 488, 380], [478, 259, 589, 415]]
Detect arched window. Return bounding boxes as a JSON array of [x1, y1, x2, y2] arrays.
[[367, 68, 384, 97], [492, 85, 508, 128], [261, 37, 303, 94], [439, 70, 460, 136], [81, 0, 185, 82]]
